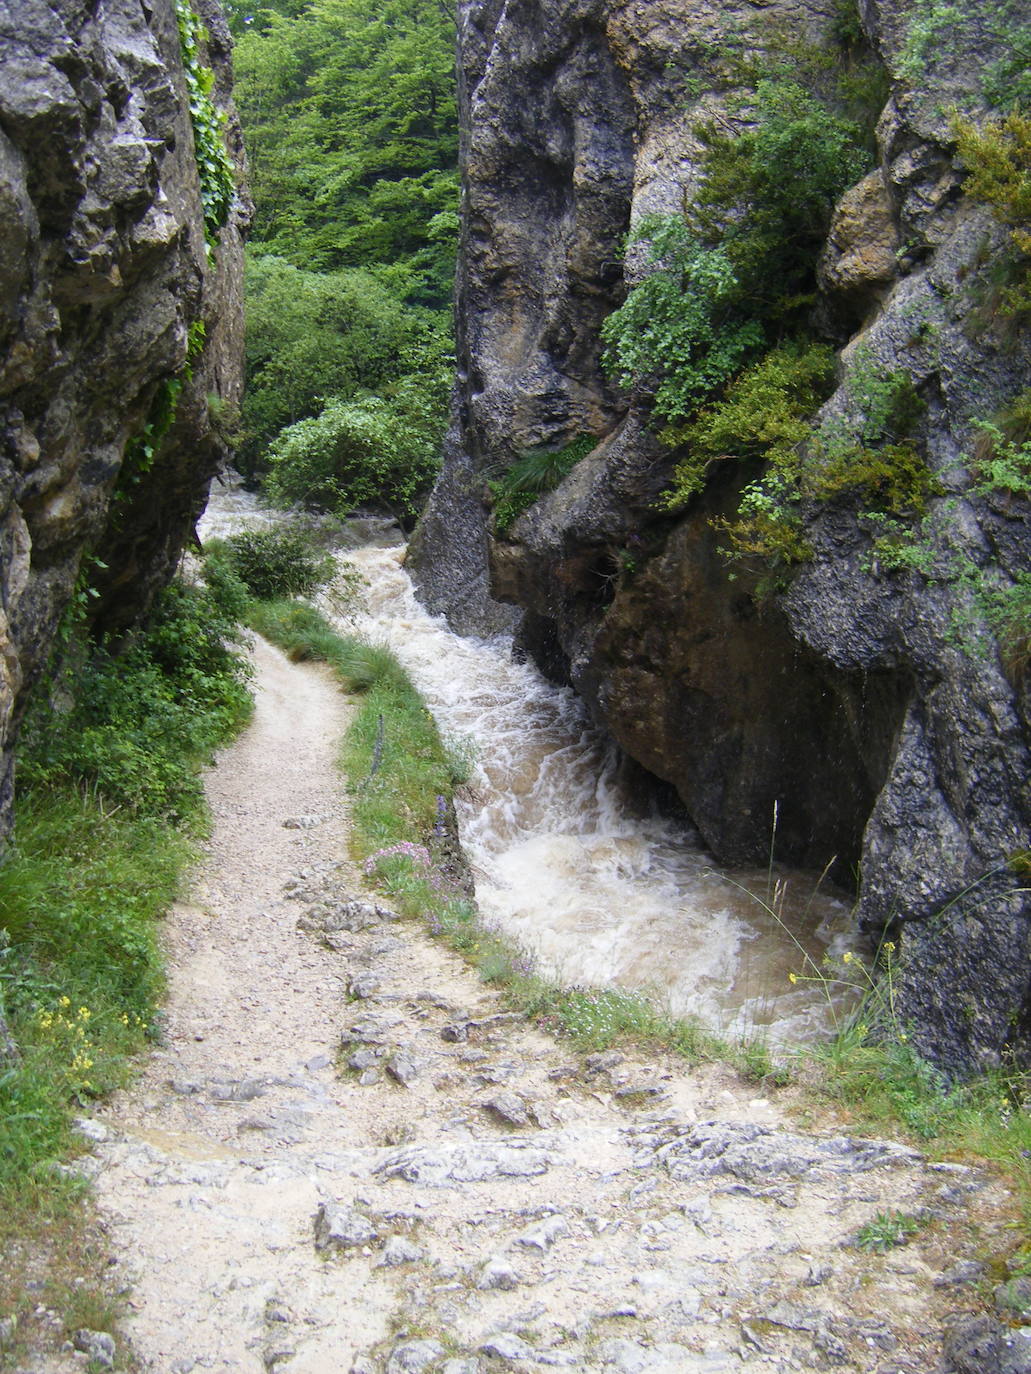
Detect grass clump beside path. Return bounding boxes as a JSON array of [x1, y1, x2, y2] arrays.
[[0, 572, 253, 1366]]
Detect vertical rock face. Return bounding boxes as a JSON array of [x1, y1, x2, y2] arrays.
[[0, 0, 247, 828], [410, 0, 1031, 1074]]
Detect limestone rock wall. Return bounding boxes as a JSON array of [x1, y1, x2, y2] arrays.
[[410, 0, 1031, 1074], [0, 0, 247, 828]]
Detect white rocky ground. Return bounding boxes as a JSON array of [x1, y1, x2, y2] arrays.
[[70, 636, 1018, 1374]]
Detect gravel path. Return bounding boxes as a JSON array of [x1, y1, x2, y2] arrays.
[[76, 636, 1014, 1374]]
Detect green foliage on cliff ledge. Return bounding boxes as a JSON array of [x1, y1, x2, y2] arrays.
[[952, 109, 1031, 321], [661, 340, 838, 507], [601, 218, 762, 424], [489, 435, 599, 533], [603, 82, 870, 433], [694, 81, 871, 320]]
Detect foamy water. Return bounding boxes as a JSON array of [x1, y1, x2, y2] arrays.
[[201, 481, 861, 1042]]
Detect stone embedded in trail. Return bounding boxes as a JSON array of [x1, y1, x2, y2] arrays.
[[477, 1255, 520, 1290], [480, 1332, 535, 1363], [72, 1329, 116, 1368], [348, 1046, 387, 1071], [613, 1081, 668, 1104], [298, 898, 397, 934], [482, 1091, 531, 1127], [282, 814, 326, 829], [941, 1317, 1031, 1374], [376, 1141, 552, 1186], [996, 1276, 1031, 1322], [386, 1338, 446, 1373], [208, 1077, 267, 1102], [73, 1116, 109, 1143], [379, 1235, 424, 1266], [342, 1013, 404, 1048], [312, 1202, 378, 1252], [513, 1212, 569, 1251], [473, 1060, 524, 1085], [348, 972, 383, 1000], [635, 1120, 922, 1191], [386, 1050, 421, 1086]]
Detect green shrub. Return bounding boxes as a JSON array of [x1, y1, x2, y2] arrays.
[[601, 82, 870, 440], [694, 81, 871, 319], [264, 370, 448, 520], [953, 110, 1031, 320], [662, 339, 837, 507], [812, 440, 943, 516], [601, 216, 762, 424], [20, 579, 252, 827], [207, 526, 336, 601], [241, 255, 449, 468], [489, 435, 597, 532]]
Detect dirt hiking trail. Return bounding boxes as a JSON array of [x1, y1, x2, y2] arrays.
[[77, 635, 1014, 1374]]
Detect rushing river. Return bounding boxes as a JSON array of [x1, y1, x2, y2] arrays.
[[201, 479, 860, 1043]]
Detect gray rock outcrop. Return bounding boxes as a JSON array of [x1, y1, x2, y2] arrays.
[[409, 0, 1030, 1074], [0, 0, 247, 832]]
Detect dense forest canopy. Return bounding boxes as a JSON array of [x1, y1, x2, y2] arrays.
[[228, 0, 459, 515]]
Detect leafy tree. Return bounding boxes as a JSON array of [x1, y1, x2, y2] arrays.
[[233, 0, 459, 306], [229, 0, 459, 517], [240, 255, 449, 468]]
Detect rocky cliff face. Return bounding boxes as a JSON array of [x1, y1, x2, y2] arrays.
[[410, 0, 1031, 1075], [0, 0, 247, 829]]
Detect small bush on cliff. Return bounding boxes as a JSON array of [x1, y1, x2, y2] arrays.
[[601, 216, 762, 424], [694, 81, 870, 320], [602, 83, 870, 445], [661, 339, 837, 507], [952, 109, 1031, 321]]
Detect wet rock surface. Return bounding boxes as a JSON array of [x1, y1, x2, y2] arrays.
[[408, 0, 1031, 1076], [0, 0, 247, 834], [75, 641, 1018, 1374]]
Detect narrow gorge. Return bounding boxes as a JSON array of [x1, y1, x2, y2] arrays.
[[1, 0, 1030, 1368]]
